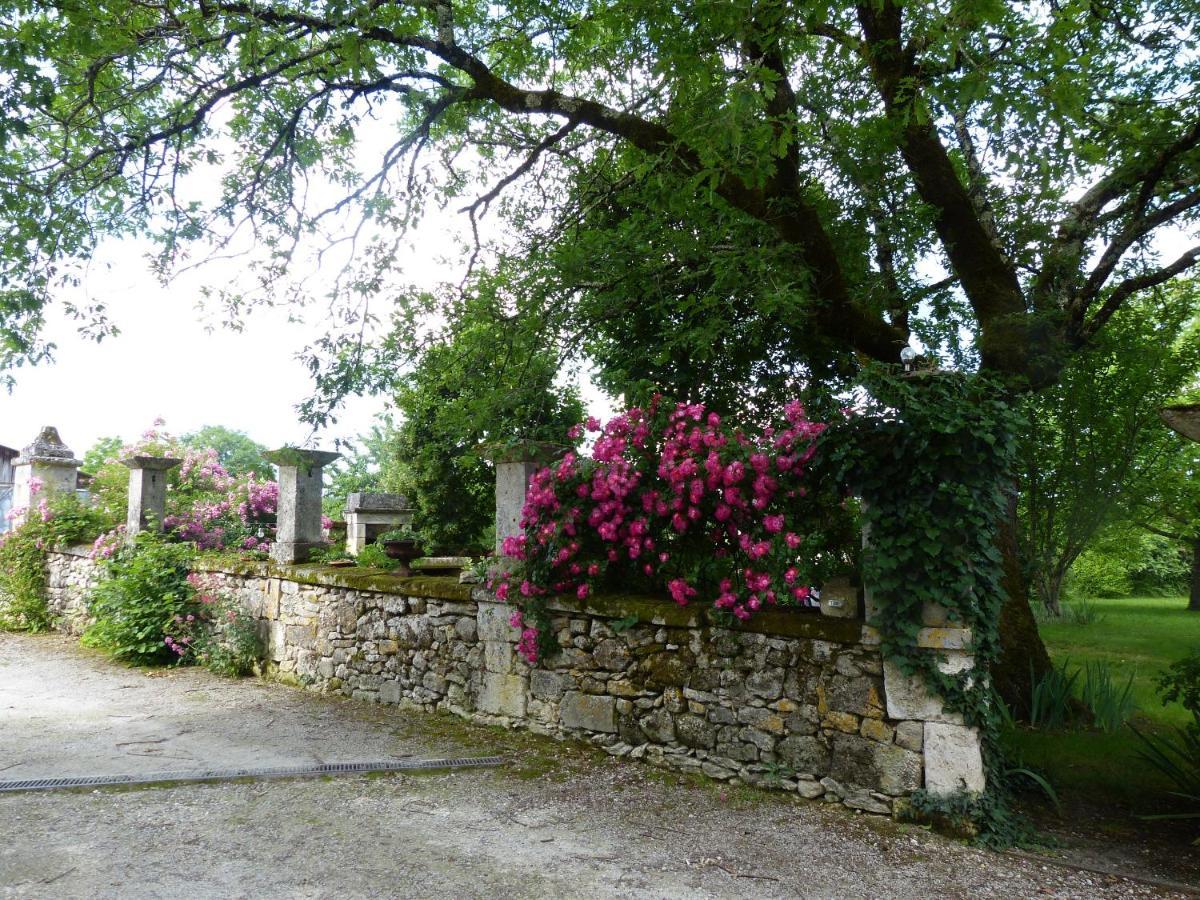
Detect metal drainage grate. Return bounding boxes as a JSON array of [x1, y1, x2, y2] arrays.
[[0, 756, 506, 794]]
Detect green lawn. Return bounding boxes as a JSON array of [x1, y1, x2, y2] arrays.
[[1036, 596, 1199, 728], [1005, 595, 1199, 813]]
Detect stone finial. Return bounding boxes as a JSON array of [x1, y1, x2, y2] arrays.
[[16, 426, 81, 466], [264, 447, 340, 565], [10, 426, 82, 526], [122, 455, 182, 539], [342, 492, 414, 555], [484, 440, 565, 555]]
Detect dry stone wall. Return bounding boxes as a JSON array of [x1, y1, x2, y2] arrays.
[[44, 544, 99, 634], [38, 549, 985, 811]]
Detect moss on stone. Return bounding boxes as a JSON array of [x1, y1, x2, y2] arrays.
[[544, 591, 863, 644]]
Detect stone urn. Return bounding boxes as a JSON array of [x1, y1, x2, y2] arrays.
[[382, 538, 423, 576]]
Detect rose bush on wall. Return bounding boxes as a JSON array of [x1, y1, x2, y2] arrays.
[[88, 421, 287, 557], [494, 398, 856, 662]]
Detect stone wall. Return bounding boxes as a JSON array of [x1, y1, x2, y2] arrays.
[[44, 544, 100, 634], [36, 549, 984, 812]]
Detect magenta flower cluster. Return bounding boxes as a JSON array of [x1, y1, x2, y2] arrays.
[[495, 399, 829, 661]]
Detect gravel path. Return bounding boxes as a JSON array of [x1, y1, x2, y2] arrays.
[[0, 632, 1192, 899]]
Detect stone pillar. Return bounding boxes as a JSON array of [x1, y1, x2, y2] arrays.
[[861, 512, 985, 798], [342, 492, 414, 555], [122, 456, 182, 539], [11, 427, 82, 526], [486, 441, 565, 555], [264, 448, 340, 565]]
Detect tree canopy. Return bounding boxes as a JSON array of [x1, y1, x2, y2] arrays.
[[2, 0, 1199, 402], [1019, 283, 1200, 613]]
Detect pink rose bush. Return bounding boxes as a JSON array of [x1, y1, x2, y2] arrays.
[[89, 422, 279, 558], [493, 398, 837, 662]]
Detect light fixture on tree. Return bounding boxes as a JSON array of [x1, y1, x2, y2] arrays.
[[900, 346, 919, 373]]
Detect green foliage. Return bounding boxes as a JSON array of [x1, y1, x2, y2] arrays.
[[181, 426, 271, 479], [1029, 662, 1079, 730], [1027, 658, 1136, 732], [83, 533, 197, 665], [1066, 527, 1189, 601], [1009, 598, 1200, 816], [322, 416, 412, 518], [354, 542, 400, 570], [1059, 598, 1106, 627], [1067, 549, 1132, 599], [308, 545, 355, 564], [823, 368, 1023, 844], [5, 0, 1198, 425], [1132, 651, 1200, 826], [1158, 650, 1200, 720], [1081, 661, 1138, 733], [392, 293, 583, 554], [0, 493, 117, 631], [1020, 287, 1200, 612], [195, 606, 264, 678]]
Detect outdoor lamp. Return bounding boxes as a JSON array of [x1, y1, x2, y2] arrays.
[[900, 346, 918, 372]]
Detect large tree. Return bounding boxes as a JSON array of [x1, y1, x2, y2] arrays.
[[4, 0, 1200, 705]]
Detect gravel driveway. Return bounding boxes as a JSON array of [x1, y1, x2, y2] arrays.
[[0, 632, 1191, 899]]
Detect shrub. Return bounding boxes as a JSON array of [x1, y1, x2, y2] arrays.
[[355, 542, 401, 569], [0, 493, 117, 631], [496, 398, 851, 662], [1029, 661, 1079, 730], [1132, 649, 1200, 827], [1067, 549, 1131, 598], [1061, 597, 1105, 626], [183, 574, 264, 677], [1080, 660, 1137, 732], [83, 533, 198, 664], [86, 421, 281, 556]]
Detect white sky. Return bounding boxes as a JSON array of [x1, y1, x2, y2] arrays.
[[0, 200, 611, 461]]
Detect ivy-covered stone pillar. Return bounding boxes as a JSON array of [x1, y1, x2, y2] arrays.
[[11, 427, 81, 526], [123, 455, 181, 540], [264, 448, 340, 565], [487, 441, 563, 555]]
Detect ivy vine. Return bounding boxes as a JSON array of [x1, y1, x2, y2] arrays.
[[822, 367, 1031, 845]]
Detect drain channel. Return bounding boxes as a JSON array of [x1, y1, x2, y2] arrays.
[[0, 756, 506, 794]]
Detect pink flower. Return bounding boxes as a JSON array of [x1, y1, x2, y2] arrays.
[[763, 514, 785, 534]]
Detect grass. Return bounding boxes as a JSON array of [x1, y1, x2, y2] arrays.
[[1036, 596, 1199, 728], [1005, 595, 1200, 817]]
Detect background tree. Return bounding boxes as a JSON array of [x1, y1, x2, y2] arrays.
[[322, 416, 413, 518], [6, 0, 1200, 706], [181, 426, 272, 480], [390, 295, 582, 554], [1128, 439, 1200, 612], [1019, 287, 1200, 615]]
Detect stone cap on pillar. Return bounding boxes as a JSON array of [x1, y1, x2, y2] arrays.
[[263, 448, 341, 469], [1161, 403, 1200, 443], [343, 491, 410, 514], [15, 426, 82, 467], [481, 439, 567, 465], [121, 455, 182, 472]]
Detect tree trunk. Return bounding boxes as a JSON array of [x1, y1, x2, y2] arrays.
[[992, 493, 1054, 719], [1041, 569, 1063, 617], [1190, 541, 1200, 611]]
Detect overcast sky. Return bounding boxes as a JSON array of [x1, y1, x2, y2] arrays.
[[0, 205, 606, 461]]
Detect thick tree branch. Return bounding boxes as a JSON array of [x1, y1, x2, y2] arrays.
[[855, 1, 1028, 377], [1080, 244, 1200, 341]]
